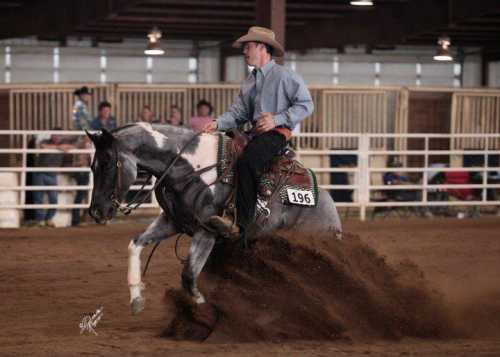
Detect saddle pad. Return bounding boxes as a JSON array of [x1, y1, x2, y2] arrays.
[[278, 168, 319, 207], [216, 134, 319, 207]]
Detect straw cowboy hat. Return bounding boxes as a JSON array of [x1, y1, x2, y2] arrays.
[[232, 26, 285, 57]]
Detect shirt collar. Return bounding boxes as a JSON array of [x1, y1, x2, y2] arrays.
[[253, 59, 275, 78], [259, 59, 275, 77]]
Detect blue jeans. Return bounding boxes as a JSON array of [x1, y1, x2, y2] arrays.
[[71, 172, 89, 225], [32, 173, 58, 222]]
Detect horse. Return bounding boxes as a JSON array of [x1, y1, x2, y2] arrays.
[[87, 122, 342, 315]]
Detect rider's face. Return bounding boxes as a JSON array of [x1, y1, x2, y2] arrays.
[[243, 42, 265, 67]]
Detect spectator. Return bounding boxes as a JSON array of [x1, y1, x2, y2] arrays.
[[190, 99, 214, 132], [32, 128, 74, 228], [72, 86, 92, 130], [166, 105, 183, 126], [71, 136, 92, 226], [137, 105, 159, 124], [383, 159, 417, 201], [90, 101, 117, 130]]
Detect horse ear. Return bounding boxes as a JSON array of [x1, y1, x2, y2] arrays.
[[85, 129, 98, 144], [101, 128, 115, 144]]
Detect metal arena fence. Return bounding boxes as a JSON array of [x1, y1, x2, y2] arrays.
[[0, 130, 499, 223]]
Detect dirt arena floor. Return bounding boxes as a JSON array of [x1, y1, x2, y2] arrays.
[[1, 216, 500, 356]]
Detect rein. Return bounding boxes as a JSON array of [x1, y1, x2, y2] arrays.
[[107, 130, 226, 273], [110, 131, 207, 215]]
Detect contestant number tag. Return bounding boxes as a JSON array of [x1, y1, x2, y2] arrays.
[[287, 188, 315, 206]]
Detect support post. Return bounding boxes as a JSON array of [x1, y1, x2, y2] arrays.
[[256, 0, 286, 64], [358, 135, 370, 221]]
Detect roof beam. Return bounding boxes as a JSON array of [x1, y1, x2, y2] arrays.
[[0, 0, 110, 40], [256, 0, 286, 62], [137, 0, 254, 7], [450, 0, 500, 23], [122, 8, 254, 17], [287, 0, 449, 50]]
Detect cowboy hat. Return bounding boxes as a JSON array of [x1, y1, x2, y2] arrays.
[[73, 86, 92, 96], [232, 26, 285, 57]]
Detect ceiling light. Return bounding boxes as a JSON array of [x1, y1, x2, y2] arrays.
[[433, 36, 453, 61], [144, 27, 165, 56], [350, 0, 374, 6]]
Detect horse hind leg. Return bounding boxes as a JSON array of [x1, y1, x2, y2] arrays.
[[182, 230, 216, 304], [128, 212, 177, 315]]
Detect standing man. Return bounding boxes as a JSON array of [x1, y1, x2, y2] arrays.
[[203, 26, 314, 237], [32, 129, 74, 227], [72, 86, 92, 130]]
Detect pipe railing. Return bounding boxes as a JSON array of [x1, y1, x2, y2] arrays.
[[0, 130, 499, 221]]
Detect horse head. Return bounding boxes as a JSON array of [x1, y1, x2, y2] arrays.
[[87, 129, 137, 223]]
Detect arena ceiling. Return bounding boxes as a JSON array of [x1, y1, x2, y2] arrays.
[[1, 0, 500, 57]]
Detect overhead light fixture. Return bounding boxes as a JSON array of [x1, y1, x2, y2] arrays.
[[144, 27, 165, 56], [433, 36, 453, 61], [350, 0, 374, 6]]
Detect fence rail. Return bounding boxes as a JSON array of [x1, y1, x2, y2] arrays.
[[0, 130, 499, 224]]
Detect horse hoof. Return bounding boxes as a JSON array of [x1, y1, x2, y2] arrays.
[[131, 297, 146, 315], [192, 303, 218, 330]]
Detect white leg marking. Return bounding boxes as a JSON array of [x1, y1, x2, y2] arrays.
[[195, 294, 206, 304], [182, 133, 218, 193], [128, 240, 144, 302]]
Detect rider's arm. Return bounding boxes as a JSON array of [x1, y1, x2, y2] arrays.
[[215, 89, 249, 131], [272, 72, 314, 129]]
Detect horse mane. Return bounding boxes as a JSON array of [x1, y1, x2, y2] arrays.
[[111, 123, 136, 133], [111, 122, 196, 137]]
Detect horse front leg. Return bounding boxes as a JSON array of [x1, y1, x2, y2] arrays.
[[181, 230, 216, 304], [128, 212, 177, 315]]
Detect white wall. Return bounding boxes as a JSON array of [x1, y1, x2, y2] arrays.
[[198, 47, 220, 83], [60, 47, 101, 82], [225, 56, 246, 83], [489, 61, 500, 88], [463, 55, 482, 88], [0, 39, 487, 87], [10, 48, 53, 83]]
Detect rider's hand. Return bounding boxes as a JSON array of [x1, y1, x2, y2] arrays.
[[255, 112, 276, 134], [203, 120, 218, 133]]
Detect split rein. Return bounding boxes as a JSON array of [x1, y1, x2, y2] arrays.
[[107, 131, 225, 271], [109, 131, 211, 215]]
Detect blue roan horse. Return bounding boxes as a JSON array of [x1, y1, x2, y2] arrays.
[[87, 123, 342, 315]]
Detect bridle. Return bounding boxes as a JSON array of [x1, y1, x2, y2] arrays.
[[107, 131, 217, 215]]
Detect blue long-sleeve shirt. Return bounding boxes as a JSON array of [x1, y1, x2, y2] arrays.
[[216, 60, 314, 131], [72, 100, 91, 130]]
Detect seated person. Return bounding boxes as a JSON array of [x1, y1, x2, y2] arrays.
[[90, 101, 117, 130], [444, 171, 474, 200], [383, 160, 417, 201], [190, 100, 214, 132], [166, 105, 183, 126], [137, 105, 160, 124]]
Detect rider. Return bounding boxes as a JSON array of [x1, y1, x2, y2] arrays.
[[203, 26, 314, 237]]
